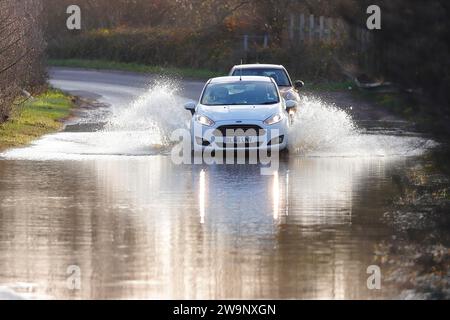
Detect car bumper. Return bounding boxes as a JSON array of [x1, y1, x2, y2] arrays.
[[191, 119, 289, 152]]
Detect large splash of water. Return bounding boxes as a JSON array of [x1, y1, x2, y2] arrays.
[[0, 80, 189, 160], [104, 79, 189, 144], [288, 96, 436, 157]]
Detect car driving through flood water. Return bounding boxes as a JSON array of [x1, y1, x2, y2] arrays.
[[184, 76, 298, 152]]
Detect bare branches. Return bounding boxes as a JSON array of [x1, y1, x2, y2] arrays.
[[0, 50, 30, 75], [0, 0, 46, 123]]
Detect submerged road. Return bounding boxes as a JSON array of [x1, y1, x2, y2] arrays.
[[0, 68, 438, 299]]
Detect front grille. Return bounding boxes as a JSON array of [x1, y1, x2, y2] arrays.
[[215, 125, 265, 137], [215, 141, 263, 148]]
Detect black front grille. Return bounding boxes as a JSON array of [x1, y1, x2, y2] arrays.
[[215, 141, 263, 148], [215, 125, 265, 137]]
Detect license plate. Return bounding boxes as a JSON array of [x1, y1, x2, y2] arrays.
[[224, 136, 258, 144]]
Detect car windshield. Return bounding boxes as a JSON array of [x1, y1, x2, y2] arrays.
[[232, 68, 291, 86], [201, 81, 280, 106]]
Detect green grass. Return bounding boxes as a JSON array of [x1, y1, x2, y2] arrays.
[[0, 90, 74, 150], [357, 90, 418, 117], [49, 59, 354, 91], [306, 80, 354, 92], [48, 59, 221, 79]]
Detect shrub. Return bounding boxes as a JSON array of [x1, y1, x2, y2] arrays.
[[48, 26, 347, 83]]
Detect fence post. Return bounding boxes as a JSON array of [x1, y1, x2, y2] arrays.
[[243, 35, 249, 51], [327, 17, 333, 40], [309, 14, 314, 41], [319, 16, 324, 40], [299, 14, 305, 42]]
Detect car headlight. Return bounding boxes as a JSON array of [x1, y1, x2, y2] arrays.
[[264, 113, 283, 125], [195, 114, 215, 127]]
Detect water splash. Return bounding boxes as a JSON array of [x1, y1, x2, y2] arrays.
[[0, 80, 189, 160], [105, 79, 189, 145], [288, 96, 437, 157], [0, 84, 437, 161]]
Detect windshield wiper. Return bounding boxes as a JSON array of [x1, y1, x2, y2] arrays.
[[258, 101, 279, 105]]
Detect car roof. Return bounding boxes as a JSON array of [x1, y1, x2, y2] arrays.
[[231, 64, 285, 70], [209, 76, 275, 84]]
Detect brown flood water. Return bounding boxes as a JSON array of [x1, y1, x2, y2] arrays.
[[0, 68, 443, 299], [0, 156, 417, 299]]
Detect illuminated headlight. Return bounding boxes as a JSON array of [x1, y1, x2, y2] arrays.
[[264, 113, 283, 125], [195, 114, 215, 127]]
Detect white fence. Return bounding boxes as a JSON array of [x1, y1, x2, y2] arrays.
[[288, 14, 342, 41], [288, 13, 372, 49], [243, 34, 269, 51], [240, 14, 373, 53]]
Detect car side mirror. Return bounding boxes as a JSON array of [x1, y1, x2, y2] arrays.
[[285, 100, 298, 111], [294, 80, 304, 90], [184, 101, 196, 115]]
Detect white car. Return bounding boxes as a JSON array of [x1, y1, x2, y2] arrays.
[[184, 76, 297, 152], [229, 64, 303, 104]]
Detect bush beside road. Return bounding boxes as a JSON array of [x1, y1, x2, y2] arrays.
[[0, 90, 74, 151]]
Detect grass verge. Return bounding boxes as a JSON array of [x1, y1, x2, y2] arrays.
[[0, 90, 74, 151], [354, 90, 450, 136], [48, 59, 221, 79], [48, 59, 353, 91], [306, 80, 354, 92]]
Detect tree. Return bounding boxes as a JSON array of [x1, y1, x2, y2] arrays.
[[0, 0, 46, 123]]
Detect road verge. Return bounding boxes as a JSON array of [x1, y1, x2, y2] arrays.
[[47, 59, 221, 80], [0, 89, 75, 151]]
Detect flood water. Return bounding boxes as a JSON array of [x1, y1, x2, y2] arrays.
[[0, 68, 441, 299]]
